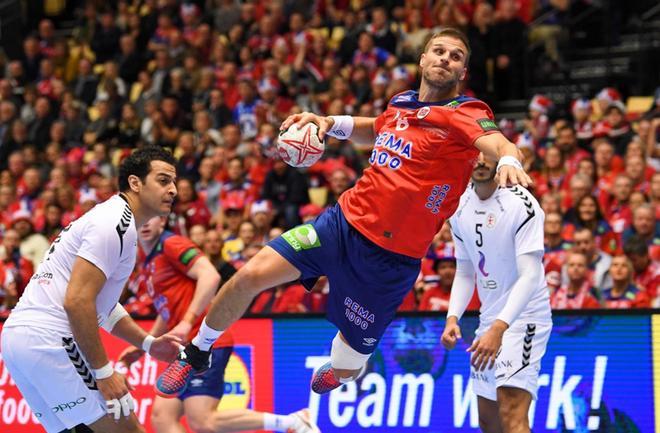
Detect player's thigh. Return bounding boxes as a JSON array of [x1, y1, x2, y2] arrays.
[[1, 334, 67, 433], [495, 321, 552, 400], [2, 327, 107, 431], [477, 396, 503, 433], [87, 411, 144, 433]]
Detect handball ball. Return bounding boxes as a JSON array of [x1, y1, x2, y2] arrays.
[[277, 123, 325, 168]]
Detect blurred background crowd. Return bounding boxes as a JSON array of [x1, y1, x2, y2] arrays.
[[0, 0, 657, 318]]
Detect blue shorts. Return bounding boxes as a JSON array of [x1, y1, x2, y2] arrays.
[[269, 204, 421, 354], [179, 346, 232, 400]]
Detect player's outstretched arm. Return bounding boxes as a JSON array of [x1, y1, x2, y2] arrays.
[[474, 132, 532, 188], [170, 256, 221, 339], [280, 112, 376, 147]]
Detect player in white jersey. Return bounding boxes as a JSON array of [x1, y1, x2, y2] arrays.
[[442, 153, 552, 433], [1, 147, 181, 433]]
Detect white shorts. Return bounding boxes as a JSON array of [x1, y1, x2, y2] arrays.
[[471, 320, 552, 401], [1, 326, 107, 433]]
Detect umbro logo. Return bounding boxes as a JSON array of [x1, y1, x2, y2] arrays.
[[190, 378, 204, 387], [363, 338, 377, 346]]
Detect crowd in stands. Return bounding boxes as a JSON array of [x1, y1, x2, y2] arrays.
[[0, 0, 657, 318]]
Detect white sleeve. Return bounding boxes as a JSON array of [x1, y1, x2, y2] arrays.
[[77, 216, 124, 279], [496, 251, 544, 325], [447, 258, 476, 321], [450, 218, 470, 261], [512, 189, 545, 256]]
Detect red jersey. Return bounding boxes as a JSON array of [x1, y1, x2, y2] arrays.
[[142, 231, 231, 347], [340, 92, 497, 258]]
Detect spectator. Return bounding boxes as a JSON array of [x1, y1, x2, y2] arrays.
[[605, 174, 634, 235], [466, 2, 494, 97], [249, 200, 275, 244], [544, 211, 573, 263], [367, 7, 398, 55], [563, 195, 619, 256], [170, 178, 211, 236], [91, 9, 121, 63], [196, 157, 222, 217], [219, 195, 245, 240], [572, 227, 612, 291], [188, 224, 207, 249], [203, 228, 237, 287], [418, 257, 458, 312], [551, 251, 601, 309], [261, 159, 309, 229], [0, 228, 34, 308], [555, 125, 590, 176], [492, 0, 526, 100], [600, 102, 634, 156], [601, 255, 650, 308], [623, 235, 659, 298], [222, 220, 256, 265], [622, 204, 660, 261]]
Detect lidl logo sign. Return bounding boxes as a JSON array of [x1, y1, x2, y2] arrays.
[[218, 346, 253, 410]]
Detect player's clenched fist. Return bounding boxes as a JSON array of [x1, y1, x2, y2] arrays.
[[441, 317, 462, 350]]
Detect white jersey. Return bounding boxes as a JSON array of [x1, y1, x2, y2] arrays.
[[449, 185, 551, 326], [5, 195, 138, 334]]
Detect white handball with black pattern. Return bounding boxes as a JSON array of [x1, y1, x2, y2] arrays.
[[277, 123, 325, 168]]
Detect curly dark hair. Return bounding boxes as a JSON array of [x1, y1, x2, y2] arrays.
[[118, 146, 177, 192]]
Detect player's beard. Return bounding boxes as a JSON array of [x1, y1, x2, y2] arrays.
[[471, 163, 497, 183], [422, 67, 461, 94]]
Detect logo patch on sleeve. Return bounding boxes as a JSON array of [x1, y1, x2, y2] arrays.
[[179, 247, 199, 265], [282, 224, 321, 252], [477, 118, 499, 132]]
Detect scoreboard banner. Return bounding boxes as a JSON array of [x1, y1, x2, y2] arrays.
[[0, 313, 657, 432]]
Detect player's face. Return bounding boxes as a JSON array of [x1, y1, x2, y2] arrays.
[[139, 216, 165, 242], [140, 161, 177, 217], [471, 153, 497, 183], [420, 36, 467, 91]]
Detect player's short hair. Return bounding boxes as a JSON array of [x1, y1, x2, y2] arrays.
[[623, 235, 649, 257], [118, 146, 176, 192], [423, 28, 471, 64]]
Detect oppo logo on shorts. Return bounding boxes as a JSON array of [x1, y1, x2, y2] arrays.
[[52, 397, 87, 413]]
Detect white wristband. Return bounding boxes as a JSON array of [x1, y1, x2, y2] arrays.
[[93, 362, 114, 380], [141, 335, 155, 353], [327, 115, 354, 140], [496, 155, 523, 172]]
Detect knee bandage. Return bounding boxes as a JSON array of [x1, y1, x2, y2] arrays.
[[330, 333, 371, 371]]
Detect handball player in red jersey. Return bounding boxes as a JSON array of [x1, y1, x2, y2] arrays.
[[156, 28, 533, 397]]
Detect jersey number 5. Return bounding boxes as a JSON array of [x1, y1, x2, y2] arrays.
[[475, 223, 483, 247]]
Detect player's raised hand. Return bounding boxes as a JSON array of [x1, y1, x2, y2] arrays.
[[148, 334, 183, 363], [441, 319, 462, 350], [280, 112, 334, 141], [117, 346, 144, 368], [496, 165, 533, 189]]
